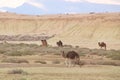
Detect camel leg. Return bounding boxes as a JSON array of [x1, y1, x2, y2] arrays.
[[70, 59, 73, 67], [68, 59, 80, 67], [69, 59, 76, 67], [65, 59, 72, 67], [65, 58, 69, 67], [76, 58, 82, 67], [68, 59, 72, 67], [72, 59, 76, 67], [68, 59, 70, 67]]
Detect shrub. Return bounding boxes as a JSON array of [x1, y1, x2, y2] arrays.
[[6, 51, 22, 56], [79, 60, 85, 67], [6, 50, 33, 56], [79, 53, 86, 56], [0, 50, 6, 54], [90, 61, 120, 66], [1, 58, 29, 63], [19, 78, 27, 80], [53, 53, 61, 56], [75, 46, 79, 48], [63, 45, 73, 48], [100, 61, 120, 66], [90, 49, 107, 56], [34, 60, 46, 64], [52, 60, 60, 64], [8, 69, 28, 75], [106, 51, 120, 60]]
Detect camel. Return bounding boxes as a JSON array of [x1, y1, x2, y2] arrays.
[[56, 40, 63, 47], [61, 51, 81, 67], [98, 42, 107, 50]]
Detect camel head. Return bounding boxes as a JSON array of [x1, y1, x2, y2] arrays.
[[98, 42, 101, 45], [61, 51, 66, 58]]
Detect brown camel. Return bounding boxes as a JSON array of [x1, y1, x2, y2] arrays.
[[98, 42, 107, 50], [61, 51, 80, 67], [56, 40, 63, 47]]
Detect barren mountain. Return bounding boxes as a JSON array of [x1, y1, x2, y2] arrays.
[[0, 12, 120, 49]]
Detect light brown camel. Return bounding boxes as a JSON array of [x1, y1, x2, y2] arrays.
[[61, 51, 81, 67], [98, 42, 107, 50]]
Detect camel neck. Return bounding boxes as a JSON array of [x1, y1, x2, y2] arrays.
[[62, 51, 66, 58]]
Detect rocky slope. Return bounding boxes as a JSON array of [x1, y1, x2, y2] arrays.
[[0, 12, 120, 49]]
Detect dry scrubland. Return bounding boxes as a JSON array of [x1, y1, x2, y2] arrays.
[[0, 66, 120, 80], [0, 12, 120, 80], [0, 43, 120, 80], [0, 12, 120, 49]]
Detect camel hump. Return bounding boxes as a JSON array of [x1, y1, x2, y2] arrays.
[[102, 42, 105, 44], [102, 42, 106, 46], [98, 42, 106, 45], [66, 51, 79, 59]]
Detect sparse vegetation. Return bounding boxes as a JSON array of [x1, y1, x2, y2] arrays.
[[6, 50, 33, 56], [0, 12, 119, 80], [0, 50, 6, 54], [34, 60, 47, 64], [106, 52, 120, 60], [19, 78, 27, 80], [52, 60, 60, 64], [79, 60, 85, 66], [0, 66, 119, 80], [89, 60, 120, 66], [1, 58, 29, 63], [7, 69, 28, 75], [0, 43, 120, 60]]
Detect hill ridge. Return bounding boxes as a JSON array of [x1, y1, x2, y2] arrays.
[[0, 12, 120, 49]]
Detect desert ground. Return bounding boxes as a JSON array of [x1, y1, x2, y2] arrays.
[[0, 66, 120, 80], [0, 43, 120, 80]]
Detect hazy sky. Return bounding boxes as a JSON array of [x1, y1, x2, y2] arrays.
[[0, 0, 120, 15]]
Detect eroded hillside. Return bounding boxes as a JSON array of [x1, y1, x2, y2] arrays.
[[0, 12, 120, 49]]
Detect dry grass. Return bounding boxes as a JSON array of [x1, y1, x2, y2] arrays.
[[0, 43, 119, 80], [0, 43, 120, 66], [7, 69, 28, 75], [34, 60, 47, 64], [1, 58, 29, 63], [0, 66, 120, 80]]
